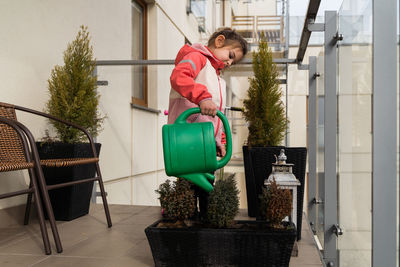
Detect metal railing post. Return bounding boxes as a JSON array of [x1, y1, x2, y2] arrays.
[[372, 0, 397, 265], [307, 56, 317, 233], [324, 10, 338, 267]]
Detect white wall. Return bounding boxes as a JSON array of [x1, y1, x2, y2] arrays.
[[96, 1, 201, 206], [0, 0, 201, 209], [155, 0, 200, 43], [0, 0, 131, 208], [130, 3, 200, 206]]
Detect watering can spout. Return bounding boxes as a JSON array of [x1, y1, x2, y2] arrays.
[[181, 173, 215, 193]]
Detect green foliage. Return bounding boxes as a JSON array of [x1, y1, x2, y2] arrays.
[[156, 179, 196, 222], [259, 180, 292, 227], [242, 37, 287, 147], [46, 25, 103, 143], [207, 174, 240, 228]]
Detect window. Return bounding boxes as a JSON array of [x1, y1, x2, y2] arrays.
[[132, 0, 147, 106]]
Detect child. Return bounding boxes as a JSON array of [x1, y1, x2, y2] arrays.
[[168, 27, 248, 156], [167, 27, 248, 219]]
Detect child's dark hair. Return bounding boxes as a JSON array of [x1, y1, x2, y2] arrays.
[[208, 27, 248, 56]]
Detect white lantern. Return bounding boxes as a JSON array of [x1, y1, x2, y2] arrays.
[[264, 149, 301, 227]]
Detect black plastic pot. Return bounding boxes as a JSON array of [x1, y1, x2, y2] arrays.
[[145, 219, 296, 267], [243, 146, 307, 240], [36, 142, 101, 221]]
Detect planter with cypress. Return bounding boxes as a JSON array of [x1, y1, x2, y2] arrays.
[[242, 36, 307, 240], [37, 25, 104, 220]]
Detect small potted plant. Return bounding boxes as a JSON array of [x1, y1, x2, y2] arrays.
[[260, 179, 293, 227], [258, 179, 297, 265], [155, 178, 196, 227], [36, 25, 104, 221], [145, 174, 296, 266], [206, 174, 239, 228], [242, 36, 307, 240]]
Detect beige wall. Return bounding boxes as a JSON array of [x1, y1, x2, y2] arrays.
[[156, 0, 200, 42], [0, 0, 131, 208], [287, 46, 325, 147], [0, 0, 201, 208], [97, 2, 203, 206]]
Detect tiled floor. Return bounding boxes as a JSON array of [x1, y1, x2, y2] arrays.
[[0, 204, 323, 266]]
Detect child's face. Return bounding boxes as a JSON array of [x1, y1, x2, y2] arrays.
[[211, 35, 244, 68], [213, 45, 244, 68]]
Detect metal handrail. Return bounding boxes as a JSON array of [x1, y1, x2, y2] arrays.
[[95, 58, 297, 66], [296, 0, 322, 63]]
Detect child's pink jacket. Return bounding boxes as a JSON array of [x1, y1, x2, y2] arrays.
[[168, 43, 226, 149]]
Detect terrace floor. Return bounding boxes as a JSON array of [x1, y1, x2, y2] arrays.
[[0, 204, 323, 266]]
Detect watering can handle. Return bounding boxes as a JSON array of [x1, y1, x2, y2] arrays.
[[175, 107, 232, 169]]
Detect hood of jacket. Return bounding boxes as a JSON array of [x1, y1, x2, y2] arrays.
[[174, 43, 225, 74]]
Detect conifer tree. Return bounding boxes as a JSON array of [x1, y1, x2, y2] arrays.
[[242, 37, 287, 146], [46, 25, 103, 143]]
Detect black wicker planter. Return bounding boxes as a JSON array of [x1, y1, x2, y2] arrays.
[[243, 146, 307, 240], [145, 220, 296, 267], [36, 142, 101, 221]]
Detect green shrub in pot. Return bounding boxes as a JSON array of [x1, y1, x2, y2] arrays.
[[46, 25, 103, 143]]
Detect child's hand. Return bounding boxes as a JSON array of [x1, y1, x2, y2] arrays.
[[217, 145, 226, 157], [199, 99, 217, 117]]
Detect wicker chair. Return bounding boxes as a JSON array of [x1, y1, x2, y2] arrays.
[[0, 102, 112, 254]]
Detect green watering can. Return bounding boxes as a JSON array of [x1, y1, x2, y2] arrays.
[[162, 107, 232, 192]]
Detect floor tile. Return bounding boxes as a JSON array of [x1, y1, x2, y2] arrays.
[[0, 204, 323, 267], [0, 254, 47, 267]]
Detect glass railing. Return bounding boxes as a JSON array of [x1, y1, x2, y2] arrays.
[[289, 15, 325, 46], [337, 0, 372, 266]]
